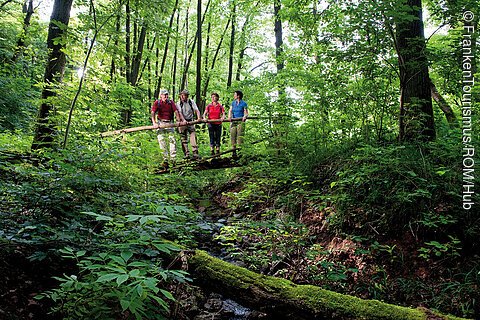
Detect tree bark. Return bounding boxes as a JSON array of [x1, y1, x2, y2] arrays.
[[187, 250, 465, 320], [235, 15, 250, 81], [180, 0, 211, 91], [195, 0, 202, 111], [430, 80, 456, 124], [13, 0, 34, 62], [154, 0, 179, 98], [227, 0, 236, 88], [396, 0, 435, 141], [124, 0, 131, 84], [31, 0, 73, 150], [130, 23, 147, 86], [201, 19, 231, 105]]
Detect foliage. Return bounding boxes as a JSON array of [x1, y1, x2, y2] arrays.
[[327, 140, 473, 240]]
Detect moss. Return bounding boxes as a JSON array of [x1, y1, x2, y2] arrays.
[[188, 250, 471, 320]]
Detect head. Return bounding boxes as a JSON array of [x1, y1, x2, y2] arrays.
[[160, 89, 169, 101], [234, 90, 243, 100], [180, 89, 189, 101], [211, 92, 219, 102]]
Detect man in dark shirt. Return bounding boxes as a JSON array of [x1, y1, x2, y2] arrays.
[[151, 89, 186, 163]]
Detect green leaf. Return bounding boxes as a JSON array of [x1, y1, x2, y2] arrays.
[[120, 299, 130, 311], [116, 274, 129, 286], [160, 289, 175, 301], [129, 269, 140, 277], [136, 284, 144, 297], [110, 255, 126, 265], [97, 273, 119, 282], [121, 250, 133, 263]]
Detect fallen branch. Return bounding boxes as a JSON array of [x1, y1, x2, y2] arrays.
[[100, 117, 264, 137]]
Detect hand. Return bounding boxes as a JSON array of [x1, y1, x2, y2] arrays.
[[153, 123, 159, 128], [242, 116, 247, 122]]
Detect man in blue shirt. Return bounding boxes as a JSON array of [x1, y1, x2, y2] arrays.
[[228, 90, 248, 158]]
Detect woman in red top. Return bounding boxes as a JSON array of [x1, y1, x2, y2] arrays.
[[203, 92, 225, 155]]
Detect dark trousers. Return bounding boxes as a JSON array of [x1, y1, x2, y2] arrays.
[[208, 124, 222, 147]]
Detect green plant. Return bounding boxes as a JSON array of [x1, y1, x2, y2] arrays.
[[418, 236, 462, 260], [37, 247, 184, 320]]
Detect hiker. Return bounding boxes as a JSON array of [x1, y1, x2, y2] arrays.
[[176, 90, 201, 159], [203, 92, 225, 156], [151, 89, 186, 163], [228, 90, 248, 158]]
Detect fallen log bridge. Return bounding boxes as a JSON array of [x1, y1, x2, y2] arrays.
[[100, 117, 262, 137], [185, 250, 468, 320]]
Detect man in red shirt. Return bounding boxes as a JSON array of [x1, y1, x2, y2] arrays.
[[151, 89, 186, 163]]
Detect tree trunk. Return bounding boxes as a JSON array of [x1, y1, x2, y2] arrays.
[[235, 15, 250, 81], [201, 19, 231, 105], [396, 0, 435, 141], [13, 0, 34, 62], [187, 250, 462, 320], [227, 0, 236, 88], [125, 0, 131, 84], [274, 0, 284, 74], [180, 0, 211, 92], [31, 0, 73, 151], [110, 12, 121, 81], [172, 11, 180, 97], [430, 80, 456, 124], [195, 0, 202, 111], [154, 0, 179, 98], [130, 23, 147, 86]]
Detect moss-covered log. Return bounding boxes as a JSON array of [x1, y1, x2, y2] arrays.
[[187, 250, 469, 320]]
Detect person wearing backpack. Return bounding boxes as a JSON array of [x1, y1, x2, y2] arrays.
[[228, 90, 248, 158], [176, 90, 201, 159], [203, 92, 225, 156], [151, 89, 186, 164]]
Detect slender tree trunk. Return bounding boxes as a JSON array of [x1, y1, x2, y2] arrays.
[[396, 0, 435, 141], [430, 80, 456, 124], [195, 0, 202, 111], [31, 0, 73, 151], [181, 0, 211, 91], [172, 11, 180, 97], [227, 0, 236, 88], [204, 22, 211, 77], [235, 16, 249, 81], [274, 0, 284, 73], [125, 0, 131, 84], [130, 23, 147, 86], [201, 19, 231, 104], [154, 0, 179, 98], [110, 12, 121, 80], [13, 0, 34, 62]]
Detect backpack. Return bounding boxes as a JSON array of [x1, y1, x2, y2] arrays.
[[179, 99, 194, 120], [155, 99, 176, 119]]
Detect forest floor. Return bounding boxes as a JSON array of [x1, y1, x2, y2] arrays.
[[0, 154, 477, 320]]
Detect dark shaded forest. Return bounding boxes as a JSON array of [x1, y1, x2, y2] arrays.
[[0, 0, 479, 319]]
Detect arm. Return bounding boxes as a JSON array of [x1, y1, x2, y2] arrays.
[[203, 106, 208, 120], [221, 106, 226, 120], [243, 107, 249, 122], [228, 106, 232, 120], [175, 110, 186, 123], [151, 111, 157, 125]]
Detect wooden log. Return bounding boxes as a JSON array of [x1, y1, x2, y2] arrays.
[[187, 250, 469, 320], [100, 117, 262, 137]]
